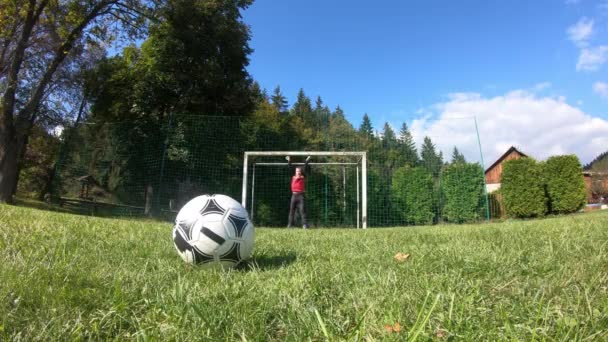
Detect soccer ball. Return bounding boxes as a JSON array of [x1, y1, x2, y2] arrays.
[[172, 194, 254, 267]]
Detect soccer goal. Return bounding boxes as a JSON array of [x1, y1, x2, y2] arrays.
[[242, 151, 367, 228]]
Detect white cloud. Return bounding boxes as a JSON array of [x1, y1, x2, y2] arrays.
[[410, 89, 608, 166], [593, 81, 608, 99], [567, 17, 594, 47], [576, 46, 608, 71]]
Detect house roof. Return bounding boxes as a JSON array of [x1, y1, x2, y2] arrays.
[[485, 146, 528, 174]]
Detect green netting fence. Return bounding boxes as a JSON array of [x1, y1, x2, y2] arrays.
[[48, 114, 497, 227]]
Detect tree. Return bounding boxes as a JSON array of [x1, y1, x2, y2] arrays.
[[0, 0, 157, 202], [250, 81, 266, 107], [326, 106, 356, 151], [543, 155, 587, 214], [501, 158, 546, 218], [359, 113, 374, 139], [314, 96, 331, 131], [292, 88, 313, 125], [420, 136, 443, 178], [381, 123, 398, 149], [141, 0, 255, 116], [584, 150, 608, 172], [398, 122, 418, 167], [391, 166, 435, 225], [271, 85, 288, 113], [440, 162, 485, 223], [451, 146, 466, 164], [77, 0, 256, 211]]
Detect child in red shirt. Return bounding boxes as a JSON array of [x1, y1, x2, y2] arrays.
[[287, 156, 311, 229]]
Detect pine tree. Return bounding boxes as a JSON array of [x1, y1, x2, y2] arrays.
[[293, 89, 312, 117], [250, 81, 266, 106], [451, 146, 466, 164], [398, 122, 418, 167], [420, 136, 443, 178], [359, 113, 374, 139], [381, 123, 398, 148], [333, 106, 346, 120], [270, 85, 288, 113], [314, 96, 331, 131]]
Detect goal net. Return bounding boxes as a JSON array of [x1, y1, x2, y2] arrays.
[[242, 152, 367, 228]]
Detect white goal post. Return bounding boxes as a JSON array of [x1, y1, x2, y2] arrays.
[[242, 151, 367, 229]]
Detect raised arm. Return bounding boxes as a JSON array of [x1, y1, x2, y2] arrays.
[[286, 156, 294, 172], [303, 156, 311, 176]]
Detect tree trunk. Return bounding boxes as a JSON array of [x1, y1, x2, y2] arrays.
[[0, 135, 20, 203], [11, 131, 30, 197]]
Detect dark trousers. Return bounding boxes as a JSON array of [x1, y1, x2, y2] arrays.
[[288, 192, 307, 227]]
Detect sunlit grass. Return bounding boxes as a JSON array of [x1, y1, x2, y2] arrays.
[[1, 204, 607, 340]]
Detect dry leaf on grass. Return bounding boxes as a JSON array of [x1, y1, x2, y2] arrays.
[[435, 328, 447, 338], [393, 252, 410, 263], [384, 322, 402, 334]]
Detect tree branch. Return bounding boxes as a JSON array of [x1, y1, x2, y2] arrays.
[[1, 0, 49, 139], [17, 0, 115, 130], [115, 1, 159, 22]]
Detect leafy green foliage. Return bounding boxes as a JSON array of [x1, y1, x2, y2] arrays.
[[16, 125, 62, 199], [501, 158, 547, 218], [391, 166, 435, 225], [0, 0, 157, 202], [543, 155, 587, 214], [441, 163, 485, 223]]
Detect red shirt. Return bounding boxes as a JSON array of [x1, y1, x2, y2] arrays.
[[291, 176, 305, 193]]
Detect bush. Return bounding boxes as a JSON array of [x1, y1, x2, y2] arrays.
[[543, 155, 587, 214], [391, 166, 435, 225], [440, 163, 486, 223], [501, 158, 547, 218]]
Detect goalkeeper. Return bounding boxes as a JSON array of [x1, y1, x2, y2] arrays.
[[286, 155, 311, 229]]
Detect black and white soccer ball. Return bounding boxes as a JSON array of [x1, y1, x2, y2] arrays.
[[172, 194, 254, 267]]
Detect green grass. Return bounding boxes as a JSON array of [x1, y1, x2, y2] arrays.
[[1, 204, 607, 340]]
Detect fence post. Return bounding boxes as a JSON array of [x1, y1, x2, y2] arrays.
[[475, 116, 490, 221]]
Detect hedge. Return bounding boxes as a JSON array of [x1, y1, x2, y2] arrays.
[[391, 166, 435, 225], [543, 155, 586, 214], [440, 162, 485, 223], [501, 157, 546, 218]]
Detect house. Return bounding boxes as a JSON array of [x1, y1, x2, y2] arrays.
[[582, 171, 608, 204], [485, 146, 606, 206], [484, 146, 528, 193]]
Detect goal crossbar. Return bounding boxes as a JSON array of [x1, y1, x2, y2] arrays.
[[254, 162, 358, 166], [242, 151, 367, 228]]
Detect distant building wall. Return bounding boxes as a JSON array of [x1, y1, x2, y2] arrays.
[[486, 183, 501, 193], [584, 172, 608, 204], [485, 148, 527, 184]]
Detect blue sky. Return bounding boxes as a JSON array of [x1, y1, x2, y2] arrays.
[[243, 0, 608, 165]]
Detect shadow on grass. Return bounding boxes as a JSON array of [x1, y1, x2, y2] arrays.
[[237, 252, 297, 271]]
